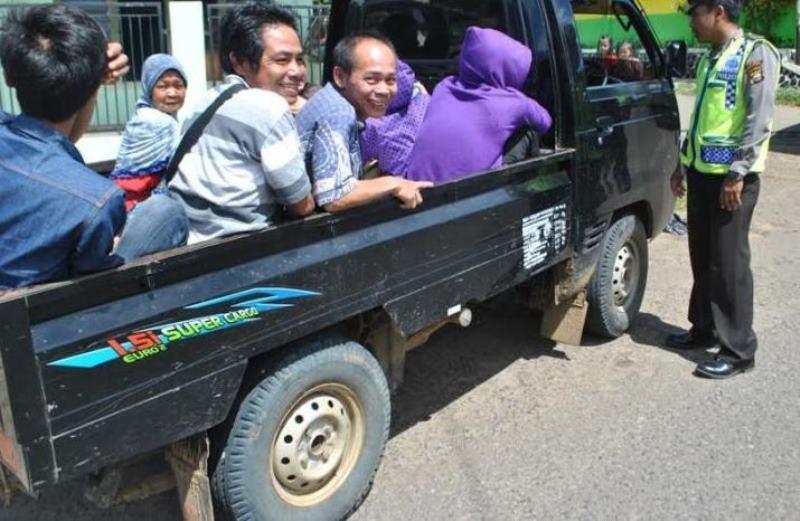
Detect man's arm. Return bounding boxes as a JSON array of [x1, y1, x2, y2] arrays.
[[308, 118, 432, 213], [286, 193, 315, 218], [324, 177, 432, 213], [72, 188, 126, 274], [262, 114, 315, 218], [728, 43, 780, 179], [720, 43, 779, 211]]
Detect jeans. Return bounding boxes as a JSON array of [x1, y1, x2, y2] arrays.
[[114, 193, 188, 261]]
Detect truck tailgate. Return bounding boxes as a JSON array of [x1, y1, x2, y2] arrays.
[[0, 297, 55, 493]]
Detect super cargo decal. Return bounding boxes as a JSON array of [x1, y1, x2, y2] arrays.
[[48, 287, 320, 369]]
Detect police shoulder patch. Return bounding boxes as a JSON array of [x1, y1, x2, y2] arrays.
[[746, 60, 764, 84]]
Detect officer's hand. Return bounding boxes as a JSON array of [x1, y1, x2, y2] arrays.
[[720, 178, 744, 212], [104, 42, 130, 85], [670, 171, 686, 198]]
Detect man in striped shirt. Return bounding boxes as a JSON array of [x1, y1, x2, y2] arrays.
[[169, 3, 314, 244]]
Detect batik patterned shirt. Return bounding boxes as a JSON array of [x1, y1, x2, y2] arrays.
[[296, 84, 363, 207]]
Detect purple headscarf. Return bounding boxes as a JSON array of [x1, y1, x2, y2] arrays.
[[360, 60, 430, 177], [406, 27, 552, 184]]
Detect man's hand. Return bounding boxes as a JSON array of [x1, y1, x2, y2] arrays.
[[720, 177, 744, 212], [393, 180, 434, 210], [670, 170, 686, 198], [104, 42, 130, 85]]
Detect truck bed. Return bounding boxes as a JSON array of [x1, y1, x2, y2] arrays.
[[0, 149, 576, 492]]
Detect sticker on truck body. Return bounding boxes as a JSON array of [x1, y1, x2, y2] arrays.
[[522, 204, 567, 270], [47, 287, 320, 370]]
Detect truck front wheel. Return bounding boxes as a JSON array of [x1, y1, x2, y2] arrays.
[[586, 215, 649, 338], [212, 336, 390, 520]]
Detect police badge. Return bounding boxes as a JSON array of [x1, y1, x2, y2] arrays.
[[746, 60, 764, 84]]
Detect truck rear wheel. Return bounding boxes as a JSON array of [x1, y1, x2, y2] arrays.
[[211, 336, 390, 521], [586, 215, 648, 338]]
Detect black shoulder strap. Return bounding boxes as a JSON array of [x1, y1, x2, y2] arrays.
[[163, 83, 247, 185]]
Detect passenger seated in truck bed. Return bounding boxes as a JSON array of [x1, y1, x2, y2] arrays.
[[0, 4, 187, 290], [360, 59, 430, 178], [406, 27, 552, 184], [168, 3, 314, 244], [296, 32, 432, 212], [110, 54, 188, 212]]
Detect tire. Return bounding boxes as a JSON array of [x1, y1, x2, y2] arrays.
[[211, 336, 390, 521], [586, 215, 649, 338]]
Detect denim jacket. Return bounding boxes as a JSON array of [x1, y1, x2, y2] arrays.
[[0, 112, 126, 290]]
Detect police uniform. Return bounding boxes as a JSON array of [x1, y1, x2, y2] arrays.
[[679, 29, 780, 367]]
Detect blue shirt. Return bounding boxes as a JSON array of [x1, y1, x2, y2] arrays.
[[0, 112, 126, 290], [296, 84, 363, 207]]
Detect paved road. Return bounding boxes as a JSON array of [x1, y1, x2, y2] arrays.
[[2, 109, 799, 521], [350, 148, 800, 521]]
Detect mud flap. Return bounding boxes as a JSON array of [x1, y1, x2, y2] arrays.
[[166, 434, 214, 521], [540, 290, 588, 346]]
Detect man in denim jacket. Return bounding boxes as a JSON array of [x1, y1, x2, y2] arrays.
[[0, 4, 183, 290]]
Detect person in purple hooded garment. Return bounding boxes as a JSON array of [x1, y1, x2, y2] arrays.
[[360, 60, 430, 178], [407, 27, 552, 184]]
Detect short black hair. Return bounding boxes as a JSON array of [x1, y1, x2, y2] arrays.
[[333, 31, 396, 75], [687, 0, 742, 23], [220, 1, 298, 75], [0, 4, 107, 122]]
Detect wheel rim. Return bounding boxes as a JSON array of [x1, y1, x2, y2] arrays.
[[611, 240, 640, 309], [270, 383, 365, 507]]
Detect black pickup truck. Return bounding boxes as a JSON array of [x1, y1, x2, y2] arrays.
[[0, 0, 685, 519]]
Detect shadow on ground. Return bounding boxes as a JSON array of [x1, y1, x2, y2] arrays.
[[389, 300, 560, 437], [771, 123, 800, 155], [582, 312, 716, 364]]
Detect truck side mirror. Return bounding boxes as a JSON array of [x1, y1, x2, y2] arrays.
[[665, 40, 688, 78]]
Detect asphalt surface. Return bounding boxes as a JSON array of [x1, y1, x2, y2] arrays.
[[2, 103, 799, 521]]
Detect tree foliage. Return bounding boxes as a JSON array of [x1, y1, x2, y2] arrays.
[[742, 0, 795, 44]]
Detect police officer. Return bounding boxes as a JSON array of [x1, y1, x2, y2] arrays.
[[668, 0, 780, 378]]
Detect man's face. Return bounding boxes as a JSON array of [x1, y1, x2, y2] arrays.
[[232, 23, 307, 104], [689, 4, 720, 44], [334, 39, 397, 119]]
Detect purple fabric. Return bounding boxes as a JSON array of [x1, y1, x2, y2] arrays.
[[406, 27, 552, 184], [360, 61, 430, 178]]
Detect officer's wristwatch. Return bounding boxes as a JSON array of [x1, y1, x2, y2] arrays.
[[726, 170, 746, 182]]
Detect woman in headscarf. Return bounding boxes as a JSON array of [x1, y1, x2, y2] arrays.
[[406, 27, 552, 184], [110, 54, 187, 211]]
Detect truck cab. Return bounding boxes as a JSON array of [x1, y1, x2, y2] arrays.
[[0, 0, 681, 519]]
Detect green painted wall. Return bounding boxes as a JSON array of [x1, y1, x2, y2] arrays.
[[576, 13, 693, 48], [741, 8, 797, 48], [577, 2, 797, 48]]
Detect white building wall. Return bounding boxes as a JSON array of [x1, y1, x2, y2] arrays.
[[77, 0, 207, 169]]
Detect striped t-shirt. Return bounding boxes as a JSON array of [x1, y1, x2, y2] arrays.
[[169, 75, 311, 244]]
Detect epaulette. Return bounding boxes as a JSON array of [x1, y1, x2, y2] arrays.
[[745, 33, 780, 59]]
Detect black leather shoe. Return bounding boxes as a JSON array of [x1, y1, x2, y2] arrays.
[[666, 330, 716, 350], [694, 356, 755, 379]]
